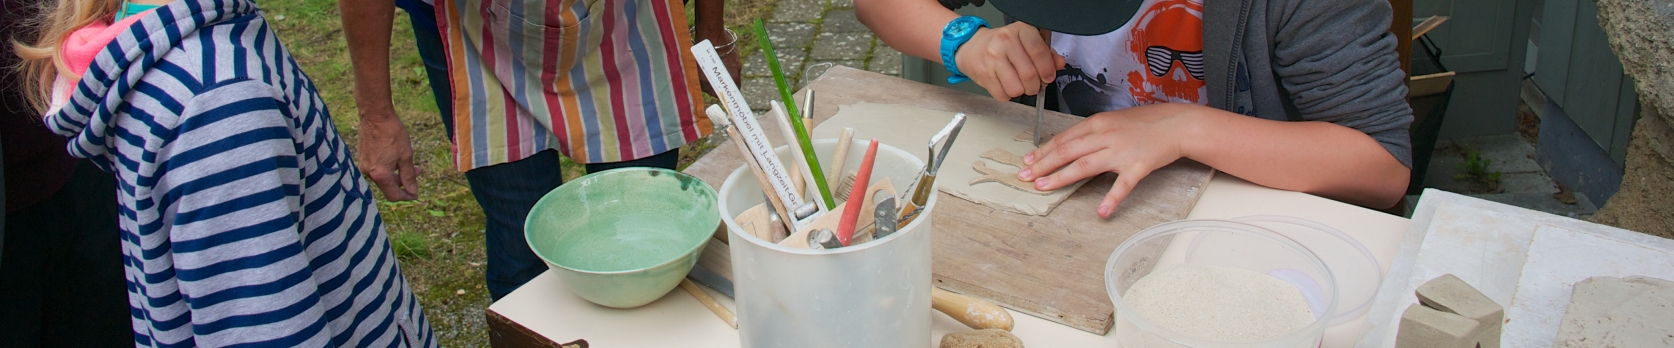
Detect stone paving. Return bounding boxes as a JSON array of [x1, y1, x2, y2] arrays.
[[1413, 134, 1599, 218], [741, 0, 902, 112]]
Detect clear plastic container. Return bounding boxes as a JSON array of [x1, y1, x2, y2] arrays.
[[1228, 215, 1380, 326], [1105, 220, 1338, 348], [718, 139, 934, 348]]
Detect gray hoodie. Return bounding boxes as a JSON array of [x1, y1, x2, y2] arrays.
[[1207, 0, 1414, 168]]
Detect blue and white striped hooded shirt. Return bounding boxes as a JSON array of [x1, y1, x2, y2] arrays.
[[43, 0, 436, 346]]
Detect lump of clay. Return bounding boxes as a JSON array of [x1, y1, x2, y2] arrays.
[[1415, 274, 1504, 348], [1553, 276, 1674, 348], [939, 329, 1024, 348], [1397, 304, 1480, 348]]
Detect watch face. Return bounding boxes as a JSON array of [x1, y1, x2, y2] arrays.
[[944, 20, 972, 38]]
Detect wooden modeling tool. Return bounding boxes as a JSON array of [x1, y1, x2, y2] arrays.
[[770, 101, 815, 202], [679, 279, 736, 328], [732, 204, 776, 242], [826, 127, 855, 199], [933, 287, 1015, 331], [837, 140, 880, 246]]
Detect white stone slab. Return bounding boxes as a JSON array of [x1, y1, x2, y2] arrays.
[[1356, 189, 1651, 348], [1506, 224, 1674, 347]]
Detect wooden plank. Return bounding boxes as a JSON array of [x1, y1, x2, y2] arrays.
[[682, 67, 1213, 334], [1409, 71, 1457, 98]]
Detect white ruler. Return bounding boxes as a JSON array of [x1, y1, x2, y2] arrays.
[[692, 41, 805, 215]]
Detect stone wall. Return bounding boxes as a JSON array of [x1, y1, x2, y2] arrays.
[[1588, 0, 1674, 238]]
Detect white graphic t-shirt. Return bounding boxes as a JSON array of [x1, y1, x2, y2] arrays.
[[1050, 0, 1207, 116]]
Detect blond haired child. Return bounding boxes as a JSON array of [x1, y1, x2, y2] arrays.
[[15, 0, 436, 345]]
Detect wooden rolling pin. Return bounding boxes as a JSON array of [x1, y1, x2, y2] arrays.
[[932, 287, 1015, 331]]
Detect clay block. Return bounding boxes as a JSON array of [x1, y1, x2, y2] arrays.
[[1553, 276, 1674, 348], [940, 329, 1025, 348], [1417, 274, 1504, 348], [1397, 304, 1480, 348]]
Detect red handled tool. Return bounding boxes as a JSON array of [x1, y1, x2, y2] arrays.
[[836, 140, 880, 246]]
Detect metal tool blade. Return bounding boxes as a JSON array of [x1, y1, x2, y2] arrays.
[[686, 264, 734, 298], [1034, 85, 1045, 146], [928, 113, 967, 176], [873, 193, 898, 239]]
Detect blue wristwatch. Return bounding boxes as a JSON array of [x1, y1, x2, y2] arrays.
[[940, 16, 988, 84]]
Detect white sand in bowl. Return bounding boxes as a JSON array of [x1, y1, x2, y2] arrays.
[[1122, 264, 1316, 342]]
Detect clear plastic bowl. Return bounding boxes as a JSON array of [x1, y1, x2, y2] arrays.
[[1228, 215, 1380, 326], [1105, 220, 1338, 348]]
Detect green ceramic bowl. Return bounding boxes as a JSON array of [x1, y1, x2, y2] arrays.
[[524, 167, 720, 308]]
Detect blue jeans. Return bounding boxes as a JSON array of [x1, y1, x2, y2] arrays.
[[408, 12, 681, 300]]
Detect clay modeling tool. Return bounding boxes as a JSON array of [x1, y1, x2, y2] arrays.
[[872, 192, 899, 240], [769, 101, 826, 212], [777, 177, 894, 249], [801, 89, 816, 135], [932, 287, 1016, 331], [837, 140, 880, 246], [1033, 85, 1045, 146], [826, 127, 855, 198], [679, 279, 737, 328], [754, 20, 835, 210], [807, 228, 844, 250], [694, 42, 802, 234], [897, 113, 966, 228]]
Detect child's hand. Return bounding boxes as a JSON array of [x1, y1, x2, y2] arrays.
[[1016, 103, 1198, 217], [952, 21, 1065, 101]]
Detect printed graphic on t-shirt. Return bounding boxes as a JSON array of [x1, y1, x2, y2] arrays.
[[1051, 0, 1205, 116]]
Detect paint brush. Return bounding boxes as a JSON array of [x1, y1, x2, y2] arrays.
[[836, 139, 879, 246]]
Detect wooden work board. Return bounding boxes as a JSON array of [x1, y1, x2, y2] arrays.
[[682, 67, 1214, 334]]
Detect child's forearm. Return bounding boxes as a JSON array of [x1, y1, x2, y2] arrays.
[[854, 0, 959, 63], [1179, 105, 1410, 209]]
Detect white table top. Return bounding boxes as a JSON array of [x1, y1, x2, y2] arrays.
[[489, 174, 1411, 347]]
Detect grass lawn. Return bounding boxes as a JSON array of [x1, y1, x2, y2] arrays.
[[257, 0, 774, 345]]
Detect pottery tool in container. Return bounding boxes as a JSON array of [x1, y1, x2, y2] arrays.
[[826, 127, 856, 198], [693, 41, 803, 234], [769, 101, 829, 212], [836, 140, 880, 246], [898, 113, 966, 228]]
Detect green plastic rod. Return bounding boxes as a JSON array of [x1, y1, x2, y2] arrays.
[[754, 19, 834, 209]]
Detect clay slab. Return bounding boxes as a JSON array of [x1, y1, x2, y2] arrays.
[[812, 103, 1089, 215]]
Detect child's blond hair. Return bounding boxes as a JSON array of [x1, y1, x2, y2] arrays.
[[12, 0, 120, 113]]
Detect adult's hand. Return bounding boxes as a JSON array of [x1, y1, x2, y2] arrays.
[[953, 22, 1064, 101], [341, 0, 421, 201], [356, 116, 421, 201], [1016, 103, 1195, 217]]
